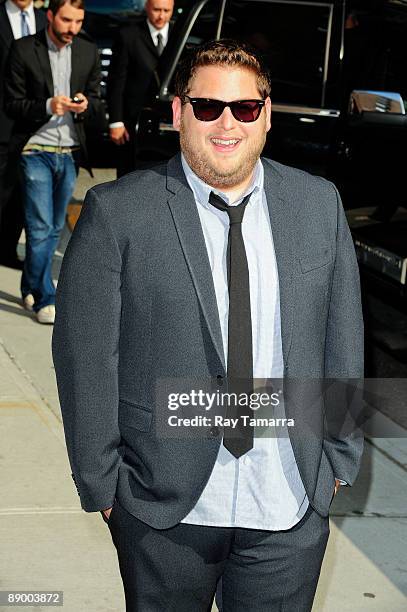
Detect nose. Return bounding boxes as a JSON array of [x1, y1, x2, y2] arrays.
[[217, 105, 235, 130]]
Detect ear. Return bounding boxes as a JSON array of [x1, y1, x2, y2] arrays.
[[172, 96, 182, 132], [265, 97, 271, 132], [46, 9, 53, 25]]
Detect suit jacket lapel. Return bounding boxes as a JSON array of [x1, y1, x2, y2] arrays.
[[34, 31, 53, 97], [142, 19, 159, 57], [0, 5, 13, 48], [263, 160, 295, 366], [70, 37, 80, 96], [34, 7, 47, 31], [166, 155, 226, 369]]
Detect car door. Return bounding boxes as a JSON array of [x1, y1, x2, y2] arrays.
[[219, 0, 343, 175]]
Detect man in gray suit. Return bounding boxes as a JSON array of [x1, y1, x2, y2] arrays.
[[53, 40, 364, 611]]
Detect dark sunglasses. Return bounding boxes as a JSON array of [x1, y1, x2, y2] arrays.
[[183, 96, 266, 122]]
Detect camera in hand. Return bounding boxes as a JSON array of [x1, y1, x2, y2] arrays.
[[71, 96, 83, 104]]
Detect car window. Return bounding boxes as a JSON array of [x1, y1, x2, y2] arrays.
[[165, 0, 222, 96], [342, 6, 407, 102], [220, 0, 333, 107]]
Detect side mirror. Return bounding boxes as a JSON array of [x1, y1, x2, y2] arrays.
[[348, 90, 405, 118]]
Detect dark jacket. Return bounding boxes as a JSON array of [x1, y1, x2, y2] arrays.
[[4, 28, 101, 171], [107, 19, 172, 125], [0, 1, 47, 144]]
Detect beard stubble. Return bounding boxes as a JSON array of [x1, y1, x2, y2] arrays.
[[179, 115, 267, 190]]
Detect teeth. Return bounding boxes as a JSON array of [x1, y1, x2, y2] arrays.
[[211, 138, 239, 146]]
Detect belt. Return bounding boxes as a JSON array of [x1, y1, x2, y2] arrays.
[[22, 144, 80, 154]]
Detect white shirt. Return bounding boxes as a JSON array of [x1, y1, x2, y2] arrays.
[[146, 19, 169, 47], [180, 155, 309, 531], [5, 0, 36, 40]]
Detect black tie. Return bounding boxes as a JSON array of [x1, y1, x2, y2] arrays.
[[209, 191, 254, 458], [156, 33, 164, 56]]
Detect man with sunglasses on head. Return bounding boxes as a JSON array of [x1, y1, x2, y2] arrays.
[[53, 40, 364, 611]]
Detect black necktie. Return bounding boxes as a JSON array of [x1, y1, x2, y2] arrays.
[[209, 191, 254, 458], [156, 33, 164, 56]]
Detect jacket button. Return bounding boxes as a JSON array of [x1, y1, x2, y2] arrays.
[[216, 375, 223, 386], [208, 426, 219, 438]]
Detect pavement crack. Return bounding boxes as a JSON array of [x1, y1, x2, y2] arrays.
[[365, 437, 407, 472], [331, 512, 407, 518], [0, 338, 62, 425]]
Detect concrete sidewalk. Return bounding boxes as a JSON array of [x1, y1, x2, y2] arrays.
[[0, 170, 406, 611]]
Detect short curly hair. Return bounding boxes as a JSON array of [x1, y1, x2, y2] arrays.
[[174, 39, 271, 100]]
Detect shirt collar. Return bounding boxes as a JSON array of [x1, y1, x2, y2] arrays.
[[181, 153, 264, 210], [146, 20, 169, 42], [6, 0, 35, 17]]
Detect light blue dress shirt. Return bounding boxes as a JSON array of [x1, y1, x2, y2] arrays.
[[26, 32, 79, 148], [180, 155, 309, 530]]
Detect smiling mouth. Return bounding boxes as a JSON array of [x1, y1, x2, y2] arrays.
[[210, 138, 241, 152]]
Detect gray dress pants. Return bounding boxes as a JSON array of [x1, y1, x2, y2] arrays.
[[108, 499, 329, 612]]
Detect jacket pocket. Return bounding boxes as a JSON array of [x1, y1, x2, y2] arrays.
[[118, 399, 152, 432], [300, 247, 332, 274]]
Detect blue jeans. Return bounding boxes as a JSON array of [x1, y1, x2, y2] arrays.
[[20, 151, 77, 311]]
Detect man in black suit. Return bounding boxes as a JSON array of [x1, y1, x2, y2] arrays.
[[0, 0, 46, 269], [107, 0, 174, 176], [4, 0, 101, 323]]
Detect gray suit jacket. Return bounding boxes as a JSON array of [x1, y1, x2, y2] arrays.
[[52, 154, 364, 529]]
